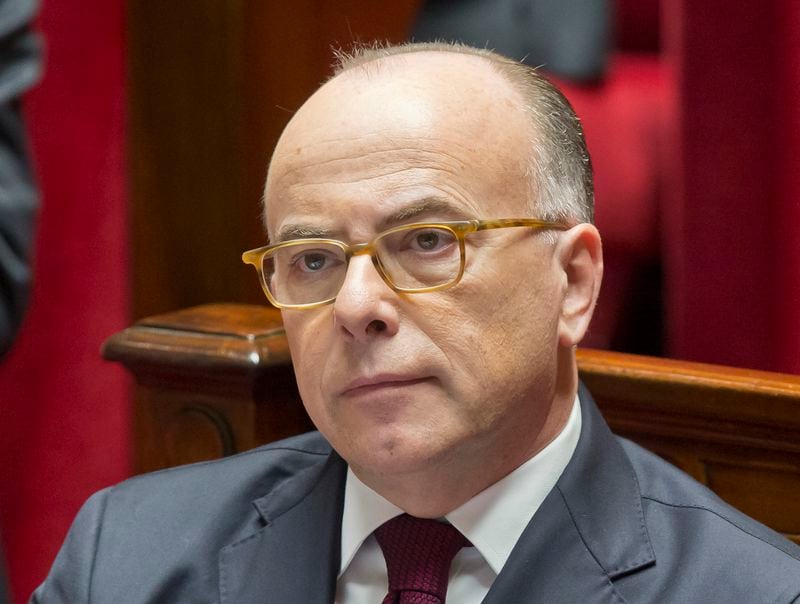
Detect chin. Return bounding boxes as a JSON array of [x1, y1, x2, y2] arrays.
[[347, 430, 453, 477]]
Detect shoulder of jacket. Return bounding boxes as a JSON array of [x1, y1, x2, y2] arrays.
[[104, 431, 332, 504], [618, 436, 800, 564]]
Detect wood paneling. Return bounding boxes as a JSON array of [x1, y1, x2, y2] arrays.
[[128, 1, 420, 320], [129, 2, 252, 317]]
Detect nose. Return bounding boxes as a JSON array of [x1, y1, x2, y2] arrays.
[[333, 255, 400, 341]]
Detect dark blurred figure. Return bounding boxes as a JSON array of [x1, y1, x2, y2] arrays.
[[0, 0, 41, 358], [0, 0, 41, 602], [412, 0, 610, 82]]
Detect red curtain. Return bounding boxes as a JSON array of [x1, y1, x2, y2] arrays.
[[773, 0, 800, 373], [663, 0, 800, 374], [0, 1, 130, 601]]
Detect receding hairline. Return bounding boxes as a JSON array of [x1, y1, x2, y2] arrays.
[[326, 43, 546, 207], [331, 41, 527, 80], [327, 42, 594, 225], [326, 44, 532, 125], [328, 43, 549, 122], [327, 44, 536, 120], [264, 42, 594, 227]]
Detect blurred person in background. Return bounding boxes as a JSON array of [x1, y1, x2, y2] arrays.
[[0, 0, 41, 602], [0, 0, 40, 357]]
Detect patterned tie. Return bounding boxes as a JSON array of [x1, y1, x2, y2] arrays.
[[375, 513, 472, 604]]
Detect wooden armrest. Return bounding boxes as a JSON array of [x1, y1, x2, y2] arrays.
[[577, 347, 800, 453], [103, 303, 312, 473]]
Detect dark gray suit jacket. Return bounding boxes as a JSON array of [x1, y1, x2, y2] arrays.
[[33, 387, 800, 602]]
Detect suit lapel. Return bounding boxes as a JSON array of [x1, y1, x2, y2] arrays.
[[485, 385, 655, 602], [218, 452, 347, 604], [483, 488, 631, 603]]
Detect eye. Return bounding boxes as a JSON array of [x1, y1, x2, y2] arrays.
[[289, 249, 340, 273], [414, 230, 441, 250], [407, 228, 455, 252], [302, 252, 326, 271]]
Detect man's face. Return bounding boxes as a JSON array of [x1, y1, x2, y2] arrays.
[[265, 53, 570, 489]]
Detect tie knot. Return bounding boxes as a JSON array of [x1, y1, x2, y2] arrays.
[[375, 514, 471, 604]]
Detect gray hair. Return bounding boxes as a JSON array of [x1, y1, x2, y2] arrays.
[[331, 41, 594, 224]]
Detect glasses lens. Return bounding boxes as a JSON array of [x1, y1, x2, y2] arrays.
[[264, 241, 347, 306], [376, 226, 462, 289]]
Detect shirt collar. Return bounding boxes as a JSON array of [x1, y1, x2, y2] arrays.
[[338, 394, 582, 576], [339, 466, 403, 577]]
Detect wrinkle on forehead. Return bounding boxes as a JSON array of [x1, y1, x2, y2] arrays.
[[273, 143, 470, 189]]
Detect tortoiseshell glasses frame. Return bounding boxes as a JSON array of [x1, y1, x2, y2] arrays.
[[241, 218, 568, 310]]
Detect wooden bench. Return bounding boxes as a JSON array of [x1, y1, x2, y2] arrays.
[[103, 303, 800, 544]]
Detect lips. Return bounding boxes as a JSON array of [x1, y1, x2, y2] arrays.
[[341, 374, 432, 396]]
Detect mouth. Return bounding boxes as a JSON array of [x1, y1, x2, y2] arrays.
[[341, 374, 433, 397]]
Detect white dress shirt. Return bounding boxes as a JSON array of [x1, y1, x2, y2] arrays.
[[335, 395, 582, 603]]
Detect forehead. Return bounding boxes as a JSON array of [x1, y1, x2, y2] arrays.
[[264, 52, 533, 238]]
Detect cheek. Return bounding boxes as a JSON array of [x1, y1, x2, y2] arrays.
[[283, 312, 331, 410], [487, 277, 560, 364], [435, 264, 560, 395]]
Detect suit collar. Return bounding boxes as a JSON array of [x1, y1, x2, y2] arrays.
[[484, 384, 655, 602], [560, 383, 656, 578], [218, 450, 347, 604]]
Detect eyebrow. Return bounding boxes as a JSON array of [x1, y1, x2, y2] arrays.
[[379, 197, 468, 229], [275, 197, 470, 243], [275, 224, 333, 242]]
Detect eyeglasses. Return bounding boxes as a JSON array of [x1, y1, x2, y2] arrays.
[[242, 218, 568, 310]]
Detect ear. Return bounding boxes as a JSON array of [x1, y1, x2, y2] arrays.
[[554, 224, 603, 348]]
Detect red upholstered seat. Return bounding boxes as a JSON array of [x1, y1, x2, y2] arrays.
[[548, 0, 671, 350]]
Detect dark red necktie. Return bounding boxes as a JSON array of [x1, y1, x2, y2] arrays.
[[375, 513, 472, 604]]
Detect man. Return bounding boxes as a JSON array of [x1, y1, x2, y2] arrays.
[[34, 43, 800, 603]]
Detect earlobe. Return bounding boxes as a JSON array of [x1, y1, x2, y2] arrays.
[[556, 224, 603, 348]]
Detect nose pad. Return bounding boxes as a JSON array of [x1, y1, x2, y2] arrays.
[[333, 256, 399, 339]]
